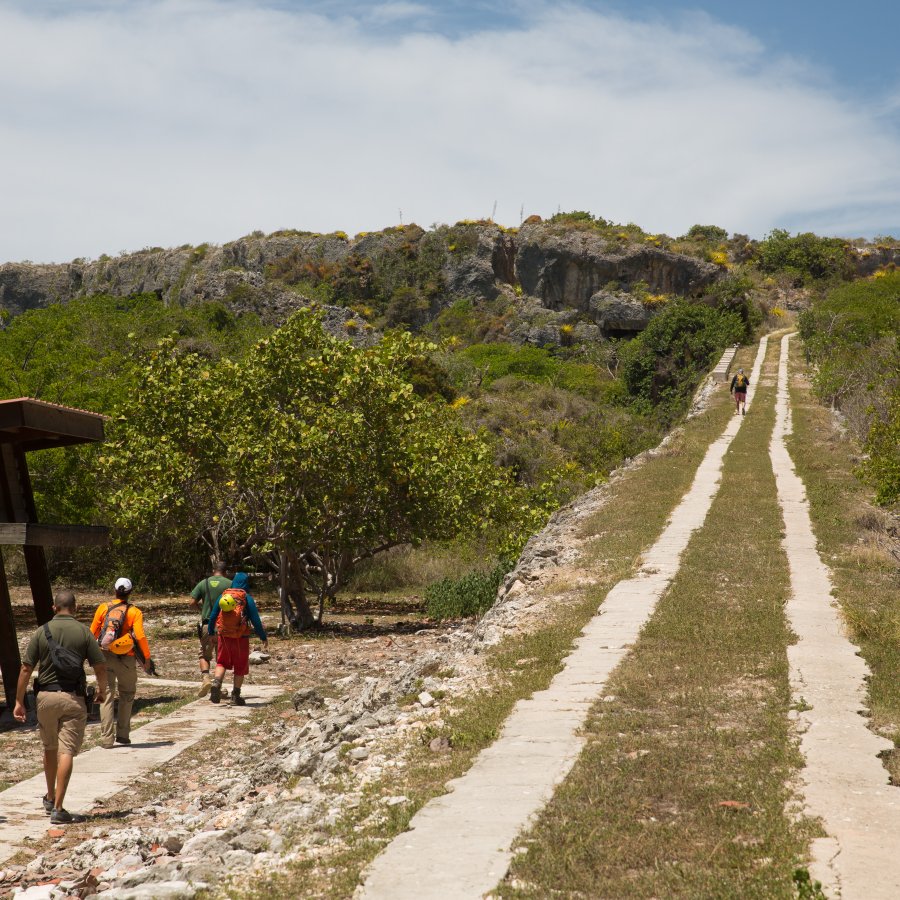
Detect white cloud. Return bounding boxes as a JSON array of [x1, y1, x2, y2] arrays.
[[1, 0, 899, 262]]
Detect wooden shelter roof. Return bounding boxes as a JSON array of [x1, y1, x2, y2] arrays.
[[0, 398, 105, 450]]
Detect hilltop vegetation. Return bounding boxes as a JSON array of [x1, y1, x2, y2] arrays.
[[799, 271, 900, 505], [0, 214, 895, 612]]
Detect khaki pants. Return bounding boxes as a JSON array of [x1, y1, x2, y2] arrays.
[[198, 622, 216, 664], [100, 651, 138, 747], [37, 691, 87, 756]]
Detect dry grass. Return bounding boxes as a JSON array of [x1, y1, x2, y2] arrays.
[[499, 338, 821, 897], [787, 339, 900, 782]]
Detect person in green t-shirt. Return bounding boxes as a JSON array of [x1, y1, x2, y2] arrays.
[[189, 562, 231, 697], [15, 590, 109, 824]]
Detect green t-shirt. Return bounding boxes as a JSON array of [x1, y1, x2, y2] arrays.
[[191, 575, 232, 621], [24, 613, 105, 689]]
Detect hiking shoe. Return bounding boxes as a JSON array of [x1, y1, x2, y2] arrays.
[[50, 808, 86, 824], [210, 681, 222, 704], [198, 678, 211, 698], [42, 794, 54, 814], [232, 693, 247, 706], [115, 736, 131, 745]]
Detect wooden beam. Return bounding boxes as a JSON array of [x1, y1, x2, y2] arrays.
[[0, 523, 109, 548], [0, 398, 104, 446]]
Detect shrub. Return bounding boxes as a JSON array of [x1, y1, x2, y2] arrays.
[[424, 562, 509, 620], [618, 301, 745, 417], [799, 271, 900, 505], [686, 224, 729, 243], [756, 229, 853, 283]]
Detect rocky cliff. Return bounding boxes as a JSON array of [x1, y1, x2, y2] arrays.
[[0, 222, 722, 339]]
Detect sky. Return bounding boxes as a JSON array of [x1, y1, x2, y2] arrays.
[[1, 0, 899, 263]]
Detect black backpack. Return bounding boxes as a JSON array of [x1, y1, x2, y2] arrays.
[[42, 623, 87, 694]]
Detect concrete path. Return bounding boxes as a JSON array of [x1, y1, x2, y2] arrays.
[[0, 683, 282, 865], [359, 338, 769, 900], [771, 333, 900, 899]]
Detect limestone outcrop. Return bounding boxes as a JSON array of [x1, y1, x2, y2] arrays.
[[0, 223, 721, 340]]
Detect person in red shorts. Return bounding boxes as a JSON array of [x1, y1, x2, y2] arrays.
[[207, 571, 267, 705], [730, 368, 750, 415]]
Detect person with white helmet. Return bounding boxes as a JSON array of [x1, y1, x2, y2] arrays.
[[89, 577, 153, 748]]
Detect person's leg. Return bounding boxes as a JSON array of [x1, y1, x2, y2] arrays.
[[43, 747, 57, 801], [115, 656, 138, 743], [210, 637, 231, 703], [54, 753, 75, 810], [36, 693, 59, 808], [231, 638, 250, 704], [198, 628, 213, 697], [53, 694, 86, 815], [99, 653, 118, 748]]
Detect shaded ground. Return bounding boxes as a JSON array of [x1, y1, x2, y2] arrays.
[[2, 586, 431, 693]]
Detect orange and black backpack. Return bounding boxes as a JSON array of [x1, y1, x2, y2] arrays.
[[99, 602, 132, 653], [216, 588, 251, 638]]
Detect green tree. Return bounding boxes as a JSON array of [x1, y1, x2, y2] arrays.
[[102, 308, 509, 626]]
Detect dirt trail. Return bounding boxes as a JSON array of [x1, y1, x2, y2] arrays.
[[0, 685, 282, 866], [772, 333, 900, 899]]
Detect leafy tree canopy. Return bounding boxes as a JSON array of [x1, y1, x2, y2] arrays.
[[101, 308, 512, 616]]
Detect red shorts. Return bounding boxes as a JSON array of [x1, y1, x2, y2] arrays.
[[216, 635, 250, 676], [734, 391, 746, 402]]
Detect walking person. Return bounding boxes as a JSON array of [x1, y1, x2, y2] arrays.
[[730, 368, 750, 415], [207, 571, 267, 706], [13, 590, 108, 824], [189, 561, 231, 697], [89, 577, 153, 748]]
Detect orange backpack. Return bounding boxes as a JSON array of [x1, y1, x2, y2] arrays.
[[99, 602, 133, 653], [216, 588, 250, 638]]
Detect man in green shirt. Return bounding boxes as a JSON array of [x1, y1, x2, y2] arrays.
[[14, 590, 108, 824], [189, 561, 231, 697]]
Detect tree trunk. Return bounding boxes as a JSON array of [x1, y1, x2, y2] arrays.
[[280, 549, 315, 632]]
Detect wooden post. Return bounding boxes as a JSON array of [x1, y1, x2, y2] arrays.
[[0, 553, 21, 710], [14, 447, 54, 624]]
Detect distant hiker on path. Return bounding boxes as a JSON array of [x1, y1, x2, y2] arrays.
[[14, 590, 108, 825], [207, 571, 267, 706], [189, 562, 231, 697], [89, 577, 153, 748], [730, 368, 750, 415]]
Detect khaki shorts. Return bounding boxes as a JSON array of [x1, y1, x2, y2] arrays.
[[36, 690, 87, 756], [198, 622, 217, 663]]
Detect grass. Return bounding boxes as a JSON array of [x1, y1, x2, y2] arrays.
[[786, 338, 900, 783], [230, 346, 761, 899], [498, 336, 819, 897]]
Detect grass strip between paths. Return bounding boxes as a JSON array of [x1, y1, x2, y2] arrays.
[[498, 337, 820, 898], [234, 349, 760, 900], [786, 339, 900, 786]]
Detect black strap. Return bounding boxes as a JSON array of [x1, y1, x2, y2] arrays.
[[42, 624, 86, 694], [38, 683, 77, 694]]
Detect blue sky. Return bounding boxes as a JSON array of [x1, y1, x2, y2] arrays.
[[1, 0, 899, 262]]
